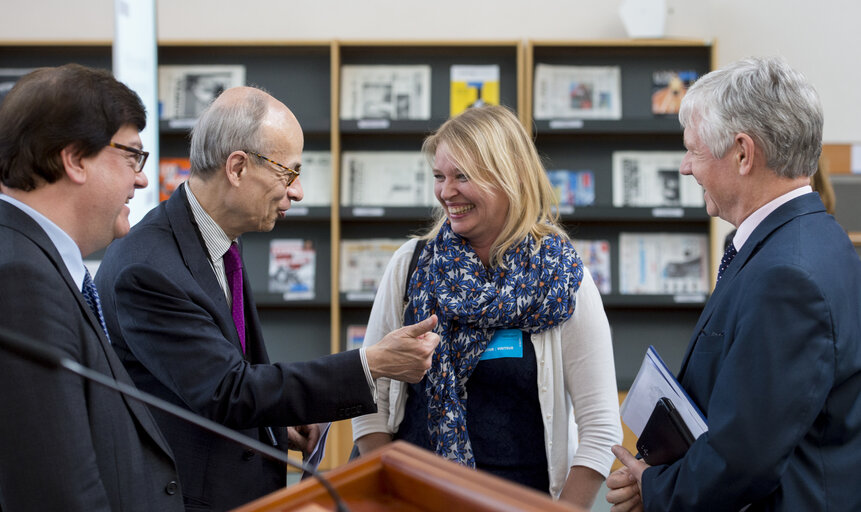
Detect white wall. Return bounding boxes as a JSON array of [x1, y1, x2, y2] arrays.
[[4, 0, 859, 142]]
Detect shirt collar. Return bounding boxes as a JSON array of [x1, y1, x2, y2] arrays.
[[184, 182, 234, 261], [733, 185, 812, 250], [0, 194, 87, 288]]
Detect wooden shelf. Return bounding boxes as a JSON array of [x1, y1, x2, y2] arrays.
[[0, 39, 716, 471]]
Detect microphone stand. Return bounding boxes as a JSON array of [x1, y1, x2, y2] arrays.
[[0, 326, 350, 512]]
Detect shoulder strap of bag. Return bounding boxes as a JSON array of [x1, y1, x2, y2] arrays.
[[403, 238, 428, 304]]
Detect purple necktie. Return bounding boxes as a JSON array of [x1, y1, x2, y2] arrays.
[[223, 243, 246, 353]]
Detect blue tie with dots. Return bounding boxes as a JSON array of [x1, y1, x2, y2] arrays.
[[82, 268, 111, 343], [717, 242, 737, 282]]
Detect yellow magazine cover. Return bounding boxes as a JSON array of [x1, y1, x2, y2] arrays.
[[450, 64, 500, 117]]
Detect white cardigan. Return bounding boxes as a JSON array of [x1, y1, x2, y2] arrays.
[[352, 238, 622, 498]]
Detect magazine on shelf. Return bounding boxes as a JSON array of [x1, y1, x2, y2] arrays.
[[268, 239, 316, 300], [340, 64, 431, 120], [340, 238, 407, 299], [618, 232, 709, 295], [449, 64, 500, 117], [612, 151, 704, 207], [346, 325, 367, 351], [547, 169, 595, 206], [296, 150, 332, 207], [158, 65, 245, 123], [0, 68, 33, 104], [533, 64, 622, 120], [651, 70, 699, 115], [341, 151, 435, 206], [571, 239, 611, 295], [159, 157, 191, 202]]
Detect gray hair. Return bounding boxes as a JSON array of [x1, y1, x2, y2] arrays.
[[679, 56, 822, 178], [189, 88, 269, 178]]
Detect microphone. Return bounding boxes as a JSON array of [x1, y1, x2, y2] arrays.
[[0, 325, 350, 512]]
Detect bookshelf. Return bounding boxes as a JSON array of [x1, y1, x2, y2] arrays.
[[526, 40, 714, 388], [331, 39, 523, 356], [1, 39, 716, 468]]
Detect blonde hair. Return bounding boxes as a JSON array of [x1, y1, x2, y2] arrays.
[[421, 105, 567, 266]]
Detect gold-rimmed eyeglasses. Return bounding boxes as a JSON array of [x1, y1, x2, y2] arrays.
[[245, 150, 300, 187], [108, 141, 149, 173]]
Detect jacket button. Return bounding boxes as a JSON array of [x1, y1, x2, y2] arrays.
[[165, 481, 178, 495], [242, 449, 255, 461]]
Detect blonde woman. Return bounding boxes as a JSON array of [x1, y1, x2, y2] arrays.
[[352, 105, 621, 509]]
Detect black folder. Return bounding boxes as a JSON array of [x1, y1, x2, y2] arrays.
[[636, 397, 695, 466]]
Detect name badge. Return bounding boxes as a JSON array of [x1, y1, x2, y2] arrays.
[[480, 329, 523, 361]]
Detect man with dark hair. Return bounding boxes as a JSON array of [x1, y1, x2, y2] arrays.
[[0, 64, 184, 511], [96, 86, 440, 511], [607, 57, 861, 511]]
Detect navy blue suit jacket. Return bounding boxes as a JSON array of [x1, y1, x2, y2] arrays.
[[641, 193, 861, 511], [96, 186, 376, 511]]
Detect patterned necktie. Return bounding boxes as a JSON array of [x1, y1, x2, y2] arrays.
[[717, 242, 738, 282], [82, 268, 111, 342], [223, 243, 246, 353]]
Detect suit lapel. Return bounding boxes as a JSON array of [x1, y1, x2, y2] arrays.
[[0, 202, 111, 347], [0, 201, 177, 457], [166, 186, 246, 353], [678, 193, 825, 378], [167, 187, 231, 310]]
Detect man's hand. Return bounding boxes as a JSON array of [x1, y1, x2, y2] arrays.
[[286, 424, 322, 457], [606, 445, 649, 512], [366, 315, 440, 383]]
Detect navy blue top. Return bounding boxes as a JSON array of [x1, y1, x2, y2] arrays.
[[396, 330, 550, 493]]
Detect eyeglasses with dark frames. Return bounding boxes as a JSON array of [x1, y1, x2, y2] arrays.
[[108, 141, 149, 173], [245, 150, 300, 187]]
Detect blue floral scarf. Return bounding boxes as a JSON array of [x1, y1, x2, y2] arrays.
[[406, 221, 583, 466]]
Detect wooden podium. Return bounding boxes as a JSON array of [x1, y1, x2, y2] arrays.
[[233, 441, 587, 512]]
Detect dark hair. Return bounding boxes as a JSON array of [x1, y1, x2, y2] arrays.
[[0, 63, 146, 191]]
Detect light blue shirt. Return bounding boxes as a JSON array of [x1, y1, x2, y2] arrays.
[[0, 194, 87, 289]]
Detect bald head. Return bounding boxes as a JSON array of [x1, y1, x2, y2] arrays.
[[189, 86, 301, 180]]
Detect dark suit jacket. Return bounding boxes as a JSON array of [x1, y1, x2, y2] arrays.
[[642, 193, 861, 511], [96, 186, 375, 511], [0, 200, 183, 512]]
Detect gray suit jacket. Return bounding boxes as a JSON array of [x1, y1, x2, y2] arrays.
[[96, 186, 376, 511], [0, 200, 184, 512]]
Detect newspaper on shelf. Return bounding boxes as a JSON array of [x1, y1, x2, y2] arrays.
[[346, 325, 367, 351], [341, 151, 435, 207], [340, 238, 408, 300], [533, 64, 622, 120], [158, 65, 245, 124], [295, 151, 332, 207], [340, 64, 431, 120], [619, 232, 709, 295], [158, 158, 191, 202], [268, 239, 316, 300], [612, 151, 704, 208], [571, 239, 612, 295], [547, 169, 595, 206]]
